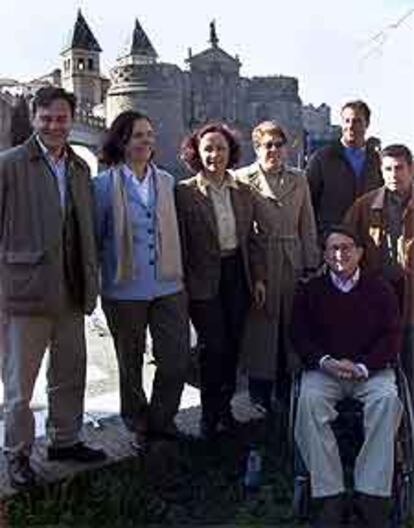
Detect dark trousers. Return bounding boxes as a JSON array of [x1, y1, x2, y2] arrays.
[[103, 292, 189, 433], [190, 253, 249, 427]]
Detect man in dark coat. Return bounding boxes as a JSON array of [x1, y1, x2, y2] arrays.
[[306, 100, 383, 235]]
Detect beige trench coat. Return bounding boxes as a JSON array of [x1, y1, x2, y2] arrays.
[[235, 163, 319, 380]]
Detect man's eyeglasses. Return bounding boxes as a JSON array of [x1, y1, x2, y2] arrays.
[[326, 243, 356, 255]]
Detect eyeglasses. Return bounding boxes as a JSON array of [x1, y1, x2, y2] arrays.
[[261, 140, 286, 150], [326, 243, 356, 255]]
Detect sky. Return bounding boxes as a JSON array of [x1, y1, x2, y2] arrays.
[[1, 0, 414, 148]]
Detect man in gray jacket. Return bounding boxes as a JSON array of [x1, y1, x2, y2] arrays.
[[0, 87, 106, 489]]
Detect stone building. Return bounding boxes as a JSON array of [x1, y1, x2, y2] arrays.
[[0, 11, 336, 175], [303, 103, 340, 158], [0, 93, 13, 151]]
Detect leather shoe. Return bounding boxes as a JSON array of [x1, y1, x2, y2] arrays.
[[217, 410, 238, 433], [131, 428, 148, 453], [7, 454, 36, 490], [353, 492, 391, 527], [48, 442, 107, 462], [147, 424, 188, 442]]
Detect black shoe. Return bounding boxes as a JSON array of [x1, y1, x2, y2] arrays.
[[217, 410, 238, 433], [199, 418, 218, 441], [7, 454, 36, 490], [147, 424, 188, 442], [353, 493, 391, 528], [48, 442, 107, 463], [131, 429, 148, 453]]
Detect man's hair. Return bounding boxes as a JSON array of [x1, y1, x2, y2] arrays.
[[322, 224, 364, 250], [251, 120, 288, 148], [381, 144, 413, 166], [341, 100, 371, 126], [32, 87, 77, 118]]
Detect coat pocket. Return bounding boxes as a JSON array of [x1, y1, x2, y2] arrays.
[[2, 251, 47, 302]]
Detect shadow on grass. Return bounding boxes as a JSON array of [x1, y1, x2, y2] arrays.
[[6, 417, 302, 527]]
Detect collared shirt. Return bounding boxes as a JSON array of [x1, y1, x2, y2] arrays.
[[123, 163, 152, 207], [329, 267, 360, 293], [343, 144, 366, 179], [36, 135, 67, 209], [201, 172, 238, 252]]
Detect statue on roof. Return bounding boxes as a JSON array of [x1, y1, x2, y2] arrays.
[[209, 20, 219, 48]]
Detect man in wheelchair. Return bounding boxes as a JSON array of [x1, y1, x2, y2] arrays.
[[292, 226, 403, 527]]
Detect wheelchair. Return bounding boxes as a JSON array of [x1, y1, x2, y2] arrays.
[[289, 365, 414, 527]]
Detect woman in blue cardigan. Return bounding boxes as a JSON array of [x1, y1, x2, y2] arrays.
[[93, 110, 189, 449]]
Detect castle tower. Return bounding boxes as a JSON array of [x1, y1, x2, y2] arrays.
[[185, 21, 241, 126], [61, 9, 102, 108], [107, 18, 185, 176]]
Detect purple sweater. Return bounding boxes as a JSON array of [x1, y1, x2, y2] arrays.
[[291, 273, 402, 371]]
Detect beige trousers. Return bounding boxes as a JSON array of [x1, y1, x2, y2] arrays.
[[295, 369, 403, 498], [1, 309, 86, 458]]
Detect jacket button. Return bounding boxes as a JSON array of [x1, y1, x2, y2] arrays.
[[149, 260, 155, 265]]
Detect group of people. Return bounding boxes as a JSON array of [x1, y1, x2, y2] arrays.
[[0, 86, 412, 527]]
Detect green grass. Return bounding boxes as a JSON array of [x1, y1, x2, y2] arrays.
[[5, 417, 413, 527], [6, 420, 297, 527]]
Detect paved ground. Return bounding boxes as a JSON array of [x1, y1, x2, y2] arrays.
[[0, 304, 204, 443], [0, 305, 266, 498]]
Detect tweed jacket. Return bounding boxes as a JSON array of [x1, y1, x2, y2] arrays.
[[345, 185, 414, 325], [306, 141, 383, 234], [175, 172, 266, 301], [0, 135, 98, 315]]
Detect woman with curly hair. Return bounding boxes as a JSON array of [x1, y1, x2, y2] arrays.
[[176, 122, 267, 439]]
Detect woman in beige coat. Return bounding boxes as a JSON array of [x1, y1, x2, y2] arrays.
[[236, 121, 319, 411]]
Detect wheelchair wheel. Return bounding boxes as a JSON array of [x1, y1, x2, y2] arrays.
[[391, 367, 414, 526], [292, 475, 311, 520], [390, 470, 413, 527]]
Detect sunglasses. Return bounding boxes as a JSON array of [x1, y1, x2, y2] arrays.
[[262, 140, 286, 150]]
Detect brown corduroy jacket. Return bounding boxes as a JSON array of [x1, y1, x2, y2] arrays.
[[345, 185, 414, 325]]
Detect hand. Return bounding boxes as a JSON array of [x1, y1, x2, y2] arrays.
[[337, 359, 368, 380], [321, 358, 354, 380], [321, 358, 364, 380], [253, 280, 266, 309]]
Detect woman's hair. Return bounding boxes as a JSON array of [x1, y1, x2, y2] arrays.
[[100, 110, 153, 166], [251, 120, 287, 148], [179, 122, 241, 173]]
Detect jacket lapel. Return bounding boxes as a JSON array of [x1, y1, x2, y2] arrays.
[[193, 174, 219, 238], [248, 165, 297, 204]]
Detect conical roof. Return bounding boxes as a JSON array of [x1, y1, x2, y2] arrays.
[[124, 18, 158, 59], [62, 9, 102, 53]]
